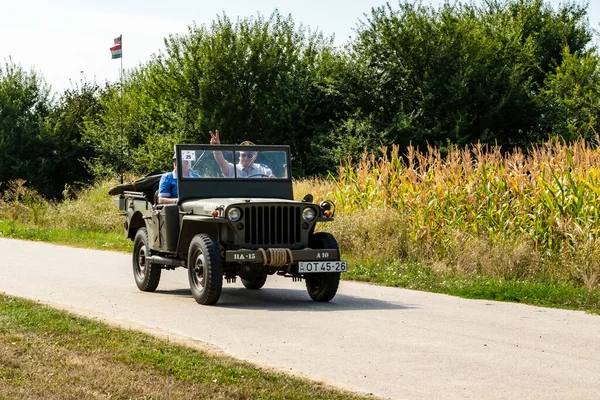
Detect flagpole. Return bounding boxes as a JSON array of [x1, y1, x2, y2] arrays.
[[119, 33, 124, 184], [110, 35, 125, 183]]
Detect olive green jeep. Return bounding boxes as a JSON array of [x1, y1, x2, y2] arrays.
[[112, 144, 346, 305]]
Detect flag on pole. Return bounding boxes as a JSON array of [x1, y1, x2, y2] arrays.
[[110, 35, 122, 59]]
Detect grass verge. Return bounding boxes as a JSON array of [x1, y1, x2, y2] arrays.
[[0, 294, 367, 400], [0, 220, 130, 252], [346, 259, 600, 314]]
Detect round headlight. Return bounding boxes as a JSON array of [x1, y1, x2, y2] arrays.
[[227, 207, 242, 222], [302, 207, 316, 221]]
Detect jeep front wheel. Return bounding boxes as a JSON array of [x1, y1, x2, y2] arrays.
[[305, 232, 341, 302], [188, 234, 223, 305], [132, 228, 161, 292]]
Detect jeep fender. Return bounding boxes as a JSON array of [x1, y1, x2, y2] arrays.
[[127, 210, 147, 240], [176, 216, 226, 259]]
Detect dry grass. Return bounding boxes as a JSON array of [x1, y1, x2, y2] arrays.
[[0, 295, 365, 400], [0, 178, 123, 233], [293, 177, 337, 202], [47, 181, 123, 232], [322, 208, 412, 261], [0, 332, 221, 399]]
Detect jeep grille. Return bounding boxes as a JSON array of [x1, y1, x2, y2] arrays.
[[242, 205, 303, 246]]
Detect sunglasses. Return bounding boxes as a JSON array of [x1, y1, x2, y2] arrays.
[[239, 153, 255, 158]]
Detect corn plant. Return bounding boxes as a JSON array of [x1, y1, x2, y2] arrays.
[[308, 138, 600, 287]]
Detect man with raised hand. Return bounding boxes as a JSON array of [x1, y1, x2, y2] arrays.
[[209, 130, 274, 178]]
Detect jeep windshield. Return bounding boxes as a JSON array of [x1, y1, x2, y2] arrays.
[[176, 148, 289, 180]]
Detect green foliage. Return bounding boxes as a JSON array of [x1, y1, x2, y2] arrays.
[[538, 47, 600, 140], [81, 83, 147, 177], [0, 61, 106, 198], [3, 1, 600, 194], [0, 179, 48, 225], [0, 60, 53, 195], [83, 11, 343, 176], [44, 81, 106, 191], [333, 0, 596, 160], [0, 178, 124, 234]]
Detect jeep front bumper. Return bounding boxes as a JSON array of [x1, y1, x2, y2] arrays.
[[225, 248, 339, 264]]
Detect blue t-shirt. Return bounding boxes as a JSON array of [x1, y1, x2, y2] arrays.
[[158, 171, 178, 198], [158, 170, 201, 199]]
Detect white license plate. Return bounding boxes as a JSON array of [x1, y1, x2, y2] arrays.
[[298, 261, 347, 273]]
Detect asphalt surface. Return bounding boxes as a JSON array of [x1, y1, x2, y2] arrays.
[[0, 237, 599, 399]]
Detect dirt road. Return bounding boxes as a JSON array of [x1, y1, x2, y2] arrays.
[[0, 237, 599, 399]]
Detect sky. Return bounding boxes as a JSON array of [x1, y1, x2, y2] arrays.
[[1, 0, 599, 96]]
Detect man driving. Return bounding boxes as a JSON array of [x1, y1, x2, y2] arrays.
[[209, 130, 275, 178]]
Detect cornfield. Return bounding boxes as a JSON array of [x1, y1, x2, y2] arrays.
[[299, 138, 600, 288]]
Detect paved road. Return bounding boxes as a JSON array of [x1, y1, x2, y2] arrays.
[[0, 237, 599, 399]]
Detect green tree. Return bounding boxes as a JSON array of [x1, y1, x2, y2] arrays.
[[82, 80, 153, 177], [336, 0, 596, 160], [84, 11, 344, 176], [0, 59, 54, 196], [43, 81, 105, 194], [537, 47, 600, 140]]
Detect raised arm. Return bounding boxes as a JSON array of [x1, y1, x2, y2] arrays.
[[210, 130, 230, 177]]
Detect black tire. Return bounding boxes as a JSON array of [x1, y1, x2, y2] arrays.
[[240, 271, 268, 290], [305, 232, 341, 302], [132, 228, 161, 292], [188, 234, 223, 305]]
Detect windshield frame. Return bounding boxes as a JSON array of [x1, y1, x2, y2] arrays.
[[175, 144, 291, 181], [174, 144, 294, 202]]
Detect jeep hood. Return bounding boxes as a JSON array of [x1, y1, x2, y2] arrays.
[[180, 197, 308, 216]]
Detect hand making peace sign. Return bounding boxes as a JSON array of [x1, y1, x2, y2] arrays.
[[209, 130, 221, 145]]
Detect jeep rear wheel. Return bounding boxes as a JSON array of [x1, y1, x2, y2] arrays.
[[240, 271, 268, 290], [305, 232, 341, 302], [132, 228, 161, 292], [188, 234, 223, 305]]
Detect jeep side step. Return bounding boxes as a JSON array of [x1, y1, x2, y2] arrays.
[[148, 255, 186, 268]]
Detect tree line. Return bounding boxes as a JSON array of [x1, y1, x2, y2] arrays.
[[1, 0, 598, 198]]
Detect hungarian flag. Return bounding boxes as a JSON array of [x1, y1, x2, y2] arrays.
[[110, 35, 122, 59]]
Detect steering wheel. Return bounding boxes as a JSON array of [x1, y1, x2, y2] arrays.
[[245, 173, 270, 178]]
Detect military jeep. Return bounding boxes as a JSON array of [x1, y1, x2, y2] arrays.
[[112, 144, 346, 305]]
